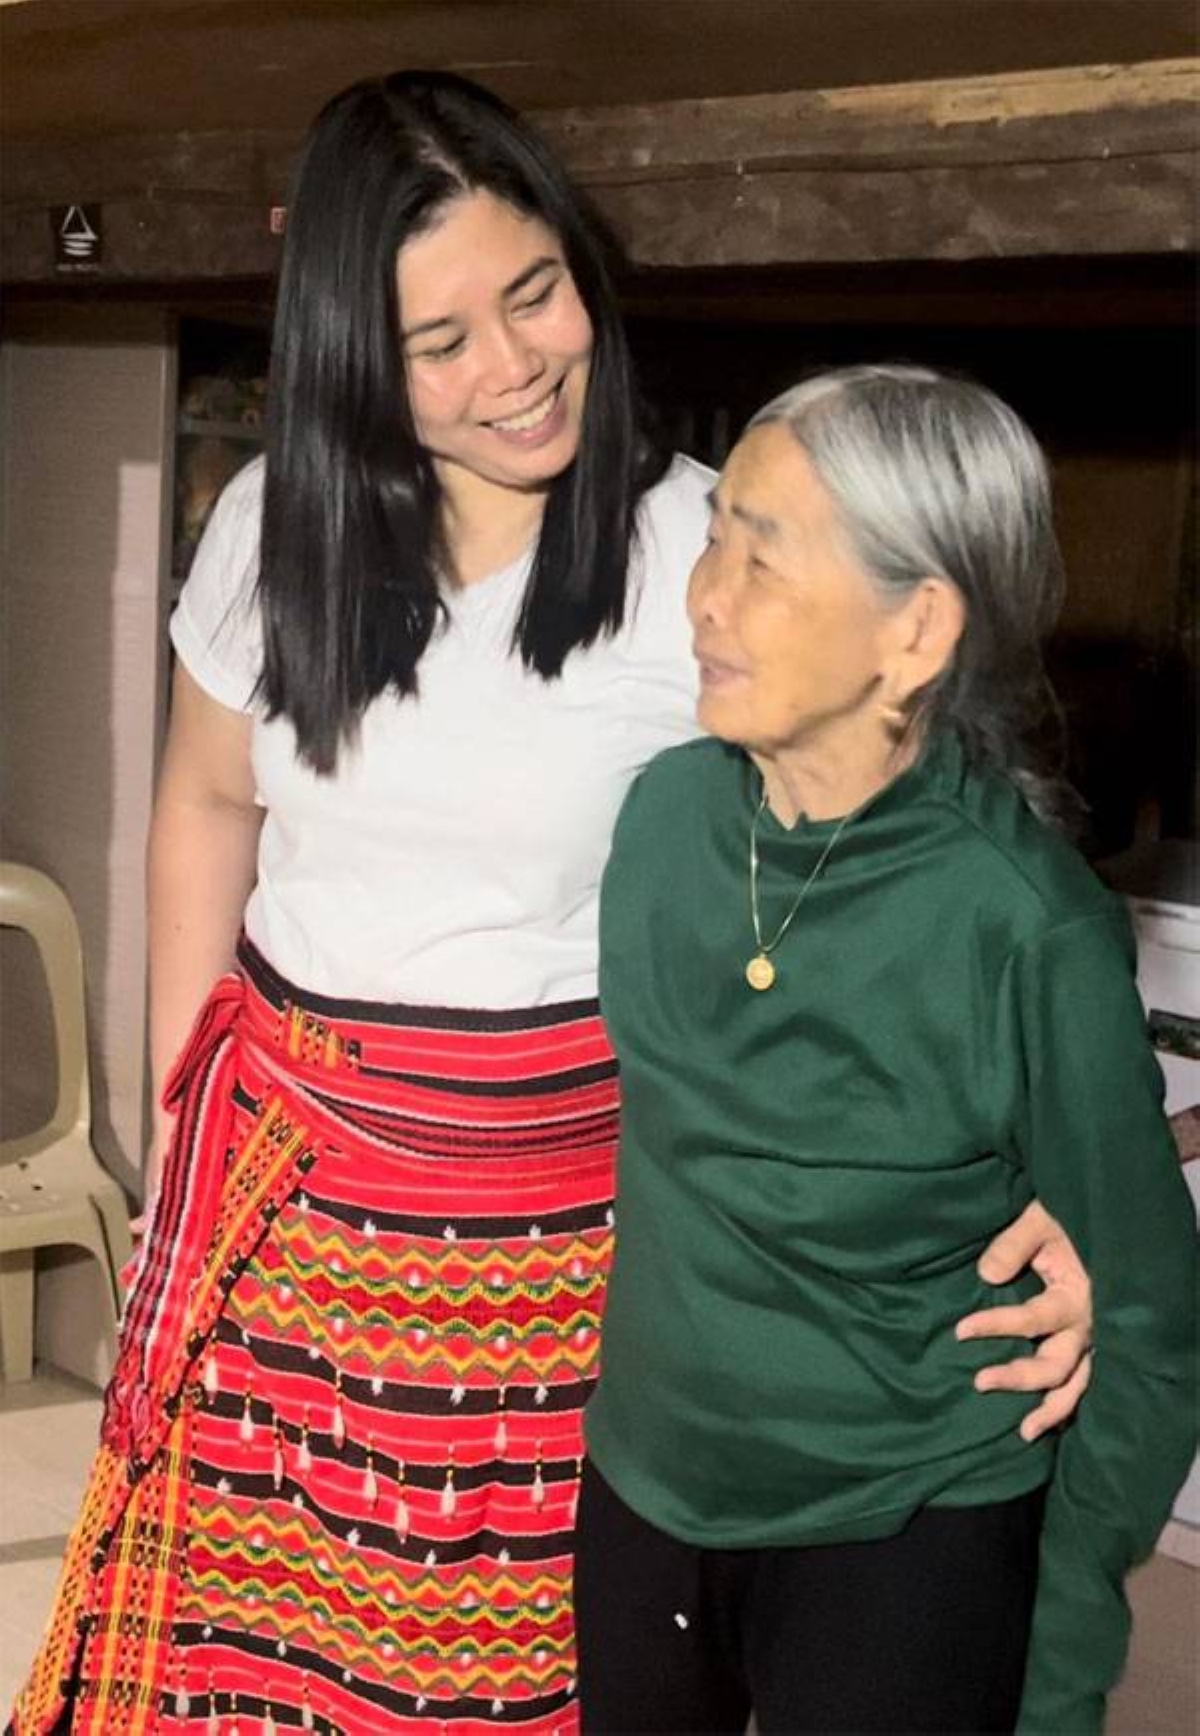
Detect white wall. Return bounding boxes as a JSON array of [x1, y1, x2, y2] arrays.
[[1, 303, 174, 1381]]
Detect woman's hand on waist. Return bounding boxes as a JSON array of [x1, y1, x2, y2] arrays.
[[954, 1199, 1093, 1443]]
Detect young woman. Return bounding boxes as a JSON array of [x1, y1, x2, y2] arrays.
[[14, 84, 1091, 1736], [577, 366, 1196, 1735]]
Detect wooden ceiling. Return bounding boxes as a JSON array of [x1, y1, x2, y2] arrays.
[[2, 0, 1195, 143]]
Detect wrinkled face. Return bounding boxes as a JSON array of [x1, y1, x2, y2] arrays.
[[396, 189, 594, 497], [688, 424, 903, 760]]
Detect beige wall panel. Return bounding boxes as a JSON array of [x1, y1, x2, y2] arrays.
[[1, 307, 173, 1380]]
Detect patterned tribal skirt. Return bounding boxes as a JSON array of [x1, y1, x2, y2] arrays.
[[12, 941, 618, 1736]]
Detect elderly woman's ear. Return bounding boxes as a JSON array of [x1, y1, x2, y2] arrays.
[[881, 575, 966, 719]]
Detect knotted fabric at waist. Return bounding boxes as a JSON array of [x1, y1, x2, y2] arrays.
[[102, 938, 616, 1471]]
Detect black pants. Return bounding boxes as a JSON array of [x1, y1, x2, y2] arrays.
[[574, 1461, 1045, 1735]]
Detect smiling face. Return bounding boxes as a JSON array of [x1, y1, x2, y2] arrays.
[[688, 423, 913, 770], [396, 189, 594, 505]]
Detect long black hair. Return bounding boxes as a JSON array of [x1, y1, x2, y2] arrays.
[[258, 70, 668, 772]]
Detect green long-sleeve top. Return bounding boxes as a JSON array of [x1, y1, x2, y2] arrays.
[[587, 730, 1196, 1734]]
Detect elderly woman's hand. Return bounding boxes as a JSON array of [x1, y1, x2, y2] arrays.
[[955, 1200, 1093, 1442]]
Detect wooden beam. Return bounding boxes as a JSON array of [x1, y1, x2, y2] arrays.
[[0, 130, 295, 206], [2, 59, 1195, 282], [597, 154, 1196, 269], [543, 57, 1199, 266], [538, 58, 1200, 180], [2, 196, 280, 285]]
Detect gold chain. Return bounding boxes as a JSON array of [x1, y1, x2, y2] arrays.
[[746, 793, 852, 991]]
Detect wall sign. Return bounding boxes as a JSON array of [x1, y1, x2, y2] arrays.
[[51, 205, 103, 271]]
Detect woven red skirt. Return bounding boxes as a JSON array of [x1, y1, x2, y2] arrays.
[[13, 942, 618, 1736]]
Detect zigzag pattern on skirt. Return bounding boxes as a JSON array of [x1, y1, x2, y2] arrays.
[[11, 939, 618, 1736]]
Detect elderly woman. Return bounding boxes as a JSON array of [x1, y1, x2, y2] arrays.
[[576, 367, 1196, 1734]]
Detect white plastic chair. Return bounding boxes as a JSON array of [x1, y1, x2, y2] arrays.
[[0, 862, 132, 1381]]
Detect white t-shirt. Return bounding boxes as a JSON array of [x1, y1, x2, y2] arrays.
[[170, 454, 710, 1006]]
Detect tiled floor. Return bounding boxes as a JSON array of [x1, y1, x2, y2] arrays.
[[0, 1371, 1196, 1729]]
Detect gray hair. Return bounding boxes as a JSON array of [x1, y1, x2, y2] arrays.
[[750, 363, 1076, 826]]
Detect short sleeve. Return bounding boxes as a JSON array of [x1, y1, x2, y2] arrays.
[[169, 457, 265, 713]]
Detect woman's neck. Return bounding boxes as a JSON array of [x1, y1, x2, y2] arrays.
[[439, 462, 549, 587], [752, 724, 922, 827]]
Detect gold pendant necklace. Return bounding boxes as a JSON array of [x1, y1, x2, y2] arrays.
[[746, 792, 852, 990], [745, 952, 777, 991]]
